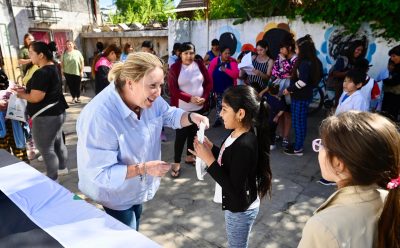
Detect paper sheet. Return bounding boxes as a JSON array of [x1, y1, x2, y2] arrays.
[[238, 52, 255, 75], [195, 122, 208, 180]]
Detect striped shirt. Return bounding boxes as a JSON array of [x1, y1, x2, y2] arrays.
[[248, 57, 271, 90]]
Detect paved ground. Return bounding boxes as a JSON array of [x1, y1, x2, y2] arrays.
[[30, 84, 335, 248]]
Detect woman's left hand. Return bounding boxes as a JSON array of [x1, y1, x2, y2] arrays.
[[190, 113, 209, 128], [11, 87, 26, 99], [282, 89, 290, 96], [188, 139, 215, 167]]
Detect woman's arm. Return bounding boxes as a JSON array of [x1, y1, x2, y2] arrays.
[[168, 63, 192, 103], [224, 60, 240, 81], [16, 88, 45, 103]]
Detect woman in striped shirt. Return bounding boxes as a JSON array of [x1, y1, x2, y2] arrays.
[[242, 40, 273, 93]]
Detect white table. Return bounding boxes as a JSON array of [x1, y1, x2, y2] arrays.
[[0, 149, 161, 248]]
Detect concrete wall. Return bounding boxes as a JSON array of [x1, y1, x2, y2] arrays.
[[0, 0, 98, 81], [169, 17, 400, 79]]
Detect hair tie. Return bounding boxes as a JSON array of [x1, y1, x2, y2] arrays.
[[387, 176, 400, 190]]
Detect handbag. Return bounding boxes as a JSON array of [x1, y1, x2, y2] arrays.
[[5, 94, 27, 122]]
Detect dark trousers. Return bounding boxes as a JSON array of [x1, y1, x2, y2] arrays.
[[64, 73, 81, 99], [382, 92, 400, 122], [174, 109, 204, 163], [291, 99, 310, 151], [269, 121, 278, 144], [103, 204, 143, 231]]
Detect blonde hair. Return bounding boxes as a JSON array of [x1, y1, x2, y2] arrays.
[[108, 52, 163, 93]]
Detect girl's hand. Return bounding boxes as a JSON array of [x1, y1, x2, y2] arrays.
[[282, 89, 290, 95], [194, 136, 213, 150], [273, 115, 280, 123], [188, 139, 215, 167], [252, 68, 260, 76]]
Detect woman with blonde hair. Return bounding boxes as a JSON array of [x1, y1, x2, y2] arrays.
[[77, 52, 209, 230]]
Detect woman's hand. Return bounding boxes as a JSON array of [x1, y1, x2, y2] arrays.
[[143, 160, 172, 177], [0, 99, 7, 109], [190, 113, 209, 128], [11, 86, 26, 99], [188, 139, 215, 167], [190, 96, 205, 106]]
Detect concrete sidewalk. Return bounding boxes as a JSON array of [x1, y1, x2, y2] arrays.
[[30, 86, 335, 248]]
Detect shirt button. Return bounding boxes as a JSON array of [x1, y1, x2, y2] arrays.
[[222, 196, 225, 199], [223, 205, 225, 208]]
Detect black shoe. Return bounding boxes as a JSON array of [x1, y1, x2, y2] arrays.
[[212, 119, 222, 128], [284, 147, 303, 156]]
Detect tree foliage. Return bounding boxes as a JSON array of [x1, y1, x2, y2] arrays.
[[207, 0, 399, 41], [111, 0, 176, 25]]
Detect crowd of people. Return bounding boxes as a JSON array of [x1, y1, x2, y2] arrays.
[[0, 32, 399, 248]]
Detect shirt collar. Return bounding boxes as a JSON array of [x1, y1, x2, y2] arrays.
[[315, 184, 383, 214], [109, 83, 137, 120]]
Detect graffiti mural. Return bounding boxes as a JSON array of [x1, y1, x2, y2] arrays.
[[217, 26, 242, 56], [320, 26, 377, 71]]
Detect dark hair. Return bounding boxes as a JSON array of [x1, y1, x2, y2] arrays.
[[346, 40, 366, 60], [180, 42, 196, 53], [279, 33, 295, 52], [353, 58, 371, 72], [141, 40, 154, 50], [194, 54, 203, 61], [222, 85, 272, 199], [345, 69, 366, 86], [23, 33, 33, 48], [388, 45, 400, 56], [172, 42, 181, 55], [320, 111, 400, 248], [219, 45, 230, 54], [291, 35, 321, 86], [29, 41, 57, 61], [268, 83, 280, 95], [256, 40, 272, 58], [96, 41, 104, 52], [91, 44, 121, 77], [211, 39, 219, 46], [123, 43, 131, 54]]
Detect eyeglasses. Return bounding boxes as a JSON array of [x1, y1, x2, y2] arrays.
[[312, 139, 324, 152]]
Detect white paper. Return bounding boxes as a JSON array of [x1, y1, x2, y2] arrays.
[[195, 121, 208, 180], [213, 183, 222, 203], [238, 52, 255, 75]]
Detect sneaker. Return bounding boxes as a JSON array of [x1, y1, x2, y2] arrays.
[[317, 178, 336, 186], [212, 119, 222, 128], [283, 147, 303, 156], [38, 155, 43, 161], [58, 168, 69, 176], [160, 132, 167, 142], [75, 98, 81, 103], [270, 144, 276, 150], [282, 139, 289, 148]]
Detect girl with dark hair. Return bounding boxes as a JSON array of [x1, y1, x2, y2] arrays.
[[14, 41, 69, 180], [283, 35, 321, 156], [190, 85, 272, 248], [381, 45, 400, 122], [92, 44, 121, 95], [120, 43, 133, 62], [241, 40, 273, 93], [204, 39, 220, 66], [328, 40, 365, 106], [299, 111, 400, 248], [208, 46, 239, 127], [168, 42, 212, 177], [141, 40, 155, 55], [168, 42, 181, 68], [260, 33, 297, 148]]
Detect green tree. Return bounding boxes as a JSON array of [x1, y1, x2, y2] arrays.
[[296, 0, 400, 41]]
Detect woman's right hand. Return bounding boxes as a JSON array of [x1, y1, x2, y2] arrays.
[[144, 160, 172, 177]]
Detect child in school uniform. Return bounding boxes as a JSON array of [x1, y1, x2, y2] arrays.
[[335, 69, 369, 115], [264, 83, 285, 150]]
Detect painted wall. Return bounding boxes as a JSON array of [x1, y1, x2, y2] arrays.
[[169, 17, 399, 79]]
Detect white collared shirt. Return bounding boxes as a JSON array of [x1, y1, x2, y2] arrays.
[[77, 83, 184, 210], [335, 90, 368, 115]]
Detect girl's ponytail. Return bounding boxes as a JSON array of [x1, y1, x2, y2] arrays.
[[378, 177, 400, 248], [256, 97, 272, 199]]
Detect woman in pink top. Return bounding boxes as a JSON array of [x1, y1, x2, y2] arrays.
[[92, 44, 121, 95], [168, 42, 212, 177]]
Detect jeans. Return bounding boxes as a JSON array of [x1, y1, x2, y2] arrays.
[[225, 207, 259, 248], [103, 204, 143, 231], [32, 113, 68, 180]]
